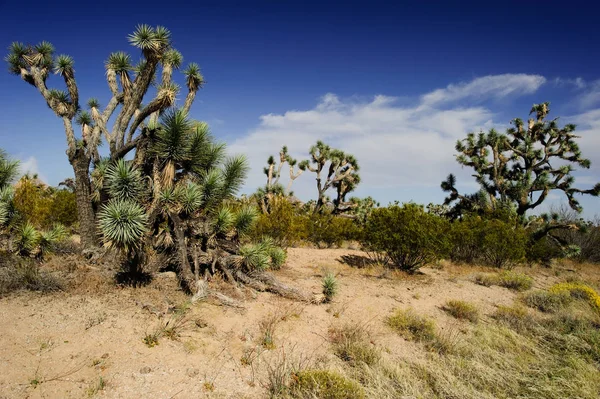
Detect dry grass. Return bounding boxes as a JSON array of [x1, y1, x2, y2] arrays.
[[522, 290, 572, 313], [386, 308, 436, 342], [442, 300, 479, 322], [290, 369, 365, 399], [328, 323, 380, 366], [474, 270, 533, 291]]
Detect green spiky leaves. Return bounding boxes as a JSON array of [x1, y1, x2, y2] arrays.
[[175, 182, 203, 214], [234, 205, 259, 236], [183, 63, 204, 91], [163, 49, 183, 69], [98, 199, 148, 250], [105, 159, 145, 202], [128, 25, 171, 54], [53, 54, 74, 76], [75, 110, 92, 126], [105, 51, 132, 73], [87, 98, 100, 109]]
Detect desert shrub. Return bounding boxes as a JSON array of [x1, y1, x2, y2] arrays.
[[442, 300, 479, 322], [0, 255, 63, 296], [473, 272, 498, 287], [492, 304, 533, 331], [474, 271, 533, 291], [496, 271, 533, 291], [550, 283, 600, 313], [362, 203, 450, 272], [386, 308, 436, 342], [250, 198, 307, 247], [526, 235, 563, 266], [523, 290, 572, 313], [306, 212, 360, 248], [322, 272, 338, 303], [13, 177, 77, 229], [449, 215, 527, 267], [290, 369, 365, 399], [329, 323, 380, 366], [448, 216, 480, 263], [479, 219, 527, 268]]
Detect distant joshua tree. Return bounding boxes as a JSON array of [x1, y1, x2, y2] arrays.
[[442, 102, 600, 219]]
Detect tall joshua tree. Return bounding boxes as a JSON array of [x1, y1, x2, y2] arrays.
[[5, 25, 205, 248], [96, 110, 308, 303], [442, 102, 600, 218], [304, 141, 360, 214], [257, 146, 308, 213]]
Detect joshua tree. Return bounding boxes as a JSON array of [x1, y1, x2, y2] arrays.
[[6, 25, 205, 248], [96, 110, 309, 304], [256, 146, 308, 213], [303, 141, 360, 214], [442, 102, 600, 218], [0, 150, 19, 227]]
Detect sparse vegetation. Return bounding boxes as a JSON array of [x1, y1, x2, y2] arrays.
[[474, 270, 533, 291], [290, 369, 365, 399], [386, 308, 436, 342], [329, 323, 380, 366], [442, 300, 479, 322], [523, 290, 572, 313], [322, 272, 338, 303]]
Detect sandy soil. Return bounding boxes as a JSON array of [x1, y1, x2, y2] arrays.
[[0, 248, 581, 399]]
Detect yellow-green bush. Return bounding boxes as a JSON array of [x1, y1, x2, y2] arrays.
[[306, 212, 361, 248], [442, 300, 479, 322], [550, 283, 600, 313], [250, 197, 307, 247], [386, 308, 436, 342], [290, 369, 365, 399], [13, 177, 77, 229]]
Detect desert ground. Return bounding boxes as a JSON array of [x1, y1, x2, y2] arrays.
[[0, 247, 598, 399]]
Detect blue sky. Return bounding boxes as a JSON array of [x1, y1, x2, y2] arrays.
[[1, 0, 599, 217]]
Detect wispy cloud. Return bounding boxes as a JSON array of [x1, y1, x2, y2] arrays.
[[229, 74, 548, 201], [420, 74, 546, 107]]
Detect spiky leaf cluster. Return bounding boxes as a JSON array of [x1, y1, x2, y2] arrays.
[[98, 199, 148, 250]]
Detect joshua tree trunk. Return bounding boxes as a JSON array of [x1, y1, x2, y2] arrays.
[[71, 149, 97, 248]]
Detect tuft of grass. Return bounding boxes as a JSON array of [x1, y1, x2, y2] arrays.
[[86, 376, 106, 397], [442, 300, 479, 323], [322, 272, 338, 303], [523, 290, 572, 313], [329, 323, 380, 366], [142, 331, 160, 347], [473, 272, 497, 287], [259, 313, 279, 350], [290, 369, 365, 399], [492, 304, 533, 331], [474, 271, 533, 291], [497, 271, 533, 291], [386, 308, 436, 342]]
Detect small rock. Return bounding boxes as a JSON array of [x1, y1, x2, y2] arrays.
[[158, 271, 177, 279], [186, 368, 199, 377], [140, 366, 152, 374]]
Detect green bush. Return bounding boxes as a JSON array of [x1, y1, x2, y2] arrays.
[[480, 219, 527, 268], [362, 203, 450, 272], [450, 216, 527, 268], [250, 197, 307, 247], [290, 369, 365, 399], [306, 212, 361, 248]]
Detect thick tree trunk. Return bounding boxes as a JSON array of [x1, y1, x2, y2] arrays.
[[71, 149, 97, 249]]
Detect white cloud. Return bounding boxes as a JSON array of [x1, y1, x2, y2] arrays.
[[18, 156, 46, 182], [229, 74, 549, 202], [553, 77, 587, 89], [579, 80, 600, 109], [420, 74, 546, 107]]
